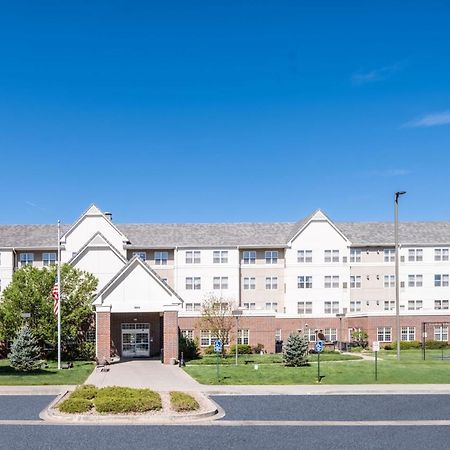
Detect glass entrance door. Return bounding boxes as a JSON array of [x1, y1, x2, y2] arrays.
[[121, 323, 150, 357]]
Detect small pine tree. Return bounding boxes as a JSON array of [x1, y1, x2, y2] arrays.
[[8, 326, 41, 372], [283, 332, 309, 367]]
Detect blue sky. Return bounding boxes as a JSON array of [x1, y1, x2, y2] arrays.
[[1, 0, 450, 225]]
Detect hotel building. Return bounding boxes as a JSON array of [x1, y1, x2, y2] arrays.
[[1, 205, 449, 363]]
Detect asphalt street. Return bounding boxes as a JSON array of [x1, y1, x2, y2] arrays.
[[212, 394, 450, 421], [1, 395, 450, 449]]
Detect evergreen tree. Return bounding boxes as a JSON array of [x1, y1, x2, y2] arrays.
[[283, 332, 309, 367], [8, 326, 41, 372]]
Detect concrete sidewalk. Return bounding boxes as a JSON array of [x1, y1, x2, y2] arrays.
[[0, 385, 74, 395], [85, 359, 201, 391]]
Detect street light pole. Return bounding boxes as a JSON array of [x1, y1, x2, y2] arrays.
[[232, 309, 243, 366], [395, 191, 406, 361]]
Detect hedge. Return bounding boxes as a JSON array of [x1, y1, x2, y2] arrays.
[[170, 391, 200, 412]]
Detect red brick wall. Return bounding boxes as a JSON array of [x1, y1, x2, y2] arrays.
[[163, 311, 179, 364], [96, 311, 111, 362]]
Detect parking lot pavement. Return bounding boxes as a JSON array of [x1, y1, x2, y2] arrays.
[[0, 396, 55, 420], [212, 395, 450, 422]]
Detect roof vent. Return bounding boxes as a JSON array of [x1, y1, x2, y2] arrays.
[[104, 212, 113, 222]]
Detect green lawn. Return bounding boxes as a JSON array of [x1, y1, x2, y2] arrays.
[[184, 350, 450, 385], [0, 359, 94, 385], [187, 352, 361, 366]]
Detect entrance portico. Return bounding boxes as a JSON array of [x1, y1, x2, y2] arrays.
[[94, 256, 183, 364]]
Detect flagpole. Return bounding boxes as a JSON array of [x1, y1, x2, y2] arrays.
[[57, 220, 61, 370]]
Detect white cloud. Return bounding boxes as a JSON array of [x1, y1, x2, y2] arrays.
[[403, 111, 450, 128], [352, 62, 403, 85]]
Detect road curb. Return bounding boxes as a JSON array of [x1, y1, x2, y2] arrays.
[[40, 391, 221, 425]]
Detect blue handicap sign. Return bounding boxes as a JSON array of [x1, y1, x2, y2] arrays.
[[315, 340, 324, 353], [214, 340, 223, 353]]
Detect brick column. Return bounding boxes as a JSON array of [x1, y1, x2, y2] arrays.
[[163, 310, 179, 364], [96, 307, 111, 362]]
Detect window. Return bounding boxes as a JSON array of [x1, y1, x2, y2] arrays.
[[275, 329, 282, 341], [324, 301, 339, 314], [306, 329, 317, 342], [408, 249, 423, 262], [181, 330, 194, 340], [350, 275, 361, 288], [377, 327, 392, 342], [185, 303, 201, 311], [350, 249, 361, 263], [42, 252, 56, 266], [408, 274, 423, 287], [384, 275, 395, 288], [298, 276, 312, 289], [243, 251, 256, 264], [19, 253, 33, 266], [237, 329, 249, 345], [186, 251, 201, 264], [408, 300, 423, 310], [243, 277, 256, 290], [297, 301, 312, 314], [265, 251, 278, 264], [297, 250, 312, 263], [185, 277, 201, 290], [265, 302, 278, 312], [213, 250, 228, 264], [384, 249, 395, 262], [435, 274, 449, 287], [384, 300, 395, 311], [200, 330, 217, 347], [434, 326, 448, 342], [154, 251, 168, 265], [350, 301, 361, 312], [324, 328, 337, 342], [401, 326, 415, 341], [213, 277, 228, 290], [243, 302, 256, 310], [265, 277, 278, 290], [133, 251, 146, 261], [434, 300, 449, 310], [324, 249, 339, 263], [324, 276, 339, 288], [435, 248, 449, 262]]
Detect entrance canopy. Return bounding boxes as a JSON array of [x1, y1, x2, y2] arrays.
[[93, 256, 183, 313]]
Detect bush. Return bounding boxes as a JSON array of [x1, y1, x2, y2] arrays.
[[252, 343, 265, 354], [179, 335, 200, 361], [94, 386, 162, 414], [170, 391, 200, 412], [59, 397, 92, 414], [283, 333, 309, 367], [70, 384, 98, 400], [229, 344, 253, 355], [425, 340, 449, 349]]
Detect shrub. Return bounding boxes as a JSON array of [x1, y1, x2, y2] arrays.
[[229, 344, 253, 355], [94, 386, 162, 414], [283, 333, 309, 367], [59, 397, 92, 414], [8, 326, 41, 372], [179, 335, 200, 361], [70, 384, 98, 400], [425, 340, 449, 349], [170, 391, 200, 412], [252, 343, 265, 354]]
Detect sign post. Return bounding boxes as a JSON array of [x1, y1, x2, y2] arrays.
[[372, 341, 380, 381], [315, 340, 324, 383], [214, 339, 222, 382]]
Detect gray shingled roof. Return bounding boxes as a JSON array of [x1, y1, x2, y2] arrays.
[[2, 220, 450, 248]]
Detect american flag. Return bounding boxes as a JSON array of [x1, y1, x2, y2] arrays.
[[52, 279, 59, 317]]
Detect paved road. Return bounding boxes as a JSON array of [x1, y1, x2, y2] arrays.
[[0, 396, 54, 420], [2, 395, 450, 449], [212, 394, 450, 421], [1, 425, 450, 450]]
